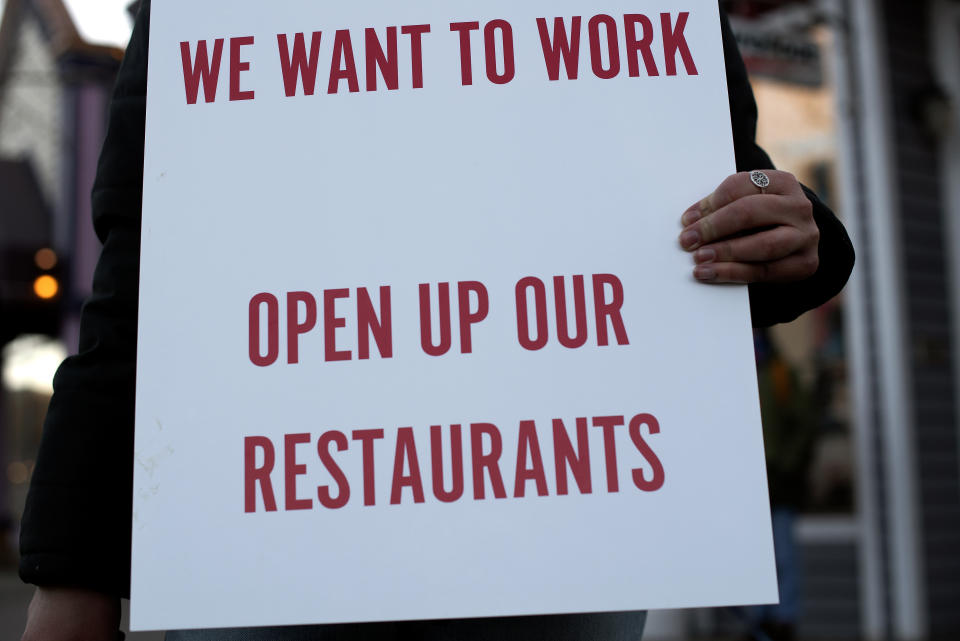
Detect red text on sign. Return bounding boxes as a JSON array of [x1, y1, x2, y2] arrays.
[[276, 25, 431, 96], [515, 274, 629, 351], [180, 36, 256, 104], [243, 412, 664, 512], [248, 287, 393, 366], [536, 12, 698, 81], [419, 281, 489, 356], [449, 20, 516, 86]]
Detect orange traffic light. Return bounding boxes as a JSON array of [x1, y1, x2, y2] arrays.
[[34, 248, 58, 270], [33, 275, 59, 299]]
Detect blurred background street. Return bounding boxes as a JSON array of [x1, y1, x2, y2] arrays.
[[1, 0, 959, 639]]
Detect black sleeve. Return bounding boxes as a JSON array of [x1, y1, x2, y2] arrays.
[[720, 9, 855, 327], [19, 0, 151, 598]]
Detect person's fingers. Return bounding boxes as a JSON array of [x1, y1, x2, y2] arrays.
[[678, 194, 806, 249], [691, 251, 820, 284], [676, 169, 821, 285], [681, 170, 802, 226], [693, 226, 817, 264]]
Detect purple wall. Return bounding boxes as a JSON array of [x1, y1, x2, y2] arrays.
[[64, 83, 110, 353]]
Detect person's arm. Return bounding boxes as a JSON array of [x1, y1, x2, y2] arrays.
[[20, 2, 151, 637], [21, 588, 121, 641], [680, 10, 855, 326]]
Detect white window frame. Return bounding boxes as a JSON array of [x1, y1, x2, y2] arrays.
[[824, 1, 884, 636], [846, 0, 926, 639]]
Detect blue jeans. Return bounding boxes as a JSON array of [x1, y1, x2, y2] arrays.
[[746, 508, 800, 626], [164, 611, 648, 640]]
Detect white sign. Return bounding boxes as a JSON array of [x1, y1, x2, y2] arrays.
[[133, 0, 777, 631]]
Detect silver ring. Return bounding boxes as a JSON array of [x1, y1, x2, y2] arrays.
[[750, 170, 770, 194]]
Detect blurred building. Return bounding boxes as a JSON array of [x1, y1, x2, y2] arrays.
[[0, 0, 122, 555], [841, 1, 960, 639], [0, 0, 123, 344], [0, 1, 957, 640]]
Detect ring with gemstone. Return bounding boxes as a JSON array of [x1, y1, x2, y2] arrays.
[[750, 170, 771, 193]]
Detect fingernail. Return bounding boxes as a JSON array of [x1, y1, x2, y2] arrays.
[[681, 207, 701, 226], [694, 248, 716, 264], [679, 229, 700, 250], [694, 265, 717, 281]]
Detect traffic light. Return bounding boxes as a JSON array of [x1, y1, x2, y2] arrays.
[[31, 248, 60, 300], [0, 246, 64, 343]]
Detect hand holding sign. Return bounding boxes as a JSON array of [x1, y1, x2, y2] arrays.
[[679, 170, 820, 283]]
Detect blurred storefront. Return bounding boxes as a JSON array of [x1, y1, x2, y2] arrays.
[[844, 1, 960, 639]]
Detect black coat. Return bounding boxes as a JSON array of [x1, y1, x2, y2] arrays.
[[19, 1, 854, 598]]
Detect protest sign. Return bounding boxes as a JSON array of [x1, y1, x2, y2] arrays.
[[132, 0, 777, 630]]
